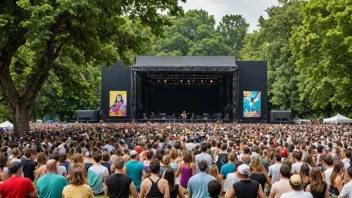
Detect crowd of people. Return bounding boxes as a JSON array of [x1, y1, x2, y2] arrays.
[[0, 122, 352, 198]]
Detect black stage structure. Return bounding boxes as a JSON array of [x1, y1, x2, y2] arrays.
[[101, 56, 268, 123]]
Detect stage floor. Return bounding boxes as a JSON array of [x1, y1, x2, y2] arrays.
[[135, 118, 231, 123]]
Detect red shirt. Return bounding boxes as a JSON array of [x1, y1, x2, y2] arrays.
[[0, 176, 35, 198]]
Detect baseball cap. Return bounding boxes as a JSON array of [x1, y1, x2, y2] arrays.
[[280, 149, 287, 157], [290, 174, 302, 186], [135, 146, 142, 154], [238, 164, 250, 175], [130, 150, 137, 156]]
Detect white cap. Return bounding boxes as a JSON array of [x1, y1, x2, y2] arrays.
[[130, 150, 137, 156], [238, 164, 250, 175]]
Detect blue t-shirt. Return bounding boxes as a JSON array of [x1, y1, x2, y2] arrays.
[[220, 163, 235, 179], [187, 173, 215, 198], [37, 173, 68, 198], [125, 160, 145, 192]]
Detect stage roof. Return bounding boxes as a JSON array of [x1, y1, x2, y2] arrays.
[[131, 56, 237, 71]]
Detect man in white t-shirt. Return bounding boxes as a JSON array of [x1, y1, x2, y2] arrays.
[[342, 150, 352, 170], [268, 154, 282, 184], [322, 154, 334, 186], [281, 174, 313, 198], [291, 151, 304, 174], [88, 152, 109, 195]]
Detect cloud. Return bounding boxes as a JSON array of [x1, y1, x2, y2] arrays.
[[179, 0, 279, 31]]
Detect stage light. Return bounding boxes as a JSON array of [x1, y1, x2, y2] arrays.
[[164, 80, 167, 83], [180, 80, 183, 83], [187, 80, 190, 83], [210, 80, 213, 83], [201, 80, 204, 83], [157, 80, 160, 83]]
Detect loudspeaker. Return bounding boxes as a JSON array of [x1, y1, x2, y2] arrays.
[[203, 113, 209, 119], [270, 110, 292, 123], [77, 110, 99, 122], [159, 113, 166, 119]]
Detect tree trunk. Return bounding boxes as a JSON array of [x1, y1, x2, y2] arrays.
[[12, 103, 30, 136]]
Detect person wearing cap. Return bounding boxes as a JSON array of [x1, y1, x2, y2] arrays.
[[0, 161, 38, 198], [36, 159, 69, 198], [280, 174, 313, 198], [105, 158, 138, 198], [269, 164, 292, 198], [187, 160, 215, 198], [225, 164, 265, 198], [268, 154, 283, 184], [125, 150, 147, 192]]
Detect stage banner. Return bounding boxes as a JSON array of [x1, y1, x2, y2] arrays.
[[243, 91, 261, 117], [109, 91, 127, 116]]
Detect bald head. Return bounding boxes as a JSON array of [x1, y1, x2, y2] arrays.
[[46, 159, 57, 172]]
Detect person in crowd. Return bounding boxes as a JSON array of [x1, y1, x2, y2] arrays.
[[300, 164, 311, 191], [306, 167, 329, 198], [125, 150, 147, 192], [176, 150, 195, 189], [209, 164, 223, 186], [21, 149, 38, 181], [225, 161, 243, 193], [208, 180, 222, 198], [195, 145, 212, 173], [62, 167, 94, 198], [105, 158, 138, 198], [220, 152, 236, 179], [342, 150, 351, 171], [225, 164, 265, 198], [187, 160, 215, 198], [59, 152, 70, 173], [139, 159, 169, 198], [281, 174, 313, 198], [322, 154, 334, 186], [269, 154, 283, 184], [304, 154, 315, 168], [159, 155, 171, 177], [0, 162, 38, 198], [169, 148, 181, 172], [37, 159, 69, 198], [330, 160, 345, 196], [339, 167, 352, 198], [269, 164, 292, 198], [163, 168, 185, 198], [215, 143, 228, 171], [250, 157, 272, 192], [101, 151, 112, 175], [292, 151, 304, 174], [87, 152, 109, 195], [35, 152, 48, 179], [0, 155, 8, 183], [143, 150, 154, 174]]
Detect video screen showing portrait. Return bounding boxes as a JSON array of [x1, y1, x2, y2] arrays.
[[243, 91, 261, 118], [109, 91, 127, 116]]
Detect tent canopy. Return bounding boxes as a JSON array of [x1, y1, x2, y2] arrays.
[[0, 121, 13, 128], [323, 113, 352, 124]]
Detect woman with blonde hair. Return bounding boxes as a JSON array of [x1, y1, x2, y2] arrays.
[[159, 155, 171, 177], [68, 153, 87, 180], [35, 152, 48, 179], [250, 157, 272, 192], [306, 167, 329, 198], [209, 164, 223, 184], [62, 167, 94, 198]]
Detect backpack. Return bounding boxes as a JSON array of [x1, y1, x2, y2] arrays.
[[216, 153, 228, 171]]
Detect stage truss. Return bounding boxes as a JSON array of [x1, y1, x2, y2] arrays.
[[130, 65, 238, 122]]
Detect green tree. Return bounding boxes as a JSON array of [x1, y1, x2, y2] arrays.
[[217, 15, 249, 58], [0, 0, 184, 135], [290, 0, 352, 117], [242, 0, 304, 116]]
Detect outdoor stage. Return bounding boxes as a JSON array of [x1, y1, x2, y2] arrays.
[[101, 56, 268, 123]]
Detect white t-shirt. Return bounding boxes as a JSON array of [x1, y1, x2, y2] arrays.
[[292, 162, 303, 174], [340, 181, 352, 198], [224, 172, 240, 192], [281, 190, 313, 198], [57, 166, 67, 176], [324, 168, 334, 186], [269, 163, 282, 183], [342, 158, 351, 170]]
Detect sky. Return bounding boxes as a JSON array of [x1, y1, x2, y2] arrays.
[[179, 0, 279, 31]]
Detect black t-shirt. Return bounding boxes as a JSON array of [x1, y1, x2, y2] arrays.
[[21, 159, 38, 181], [106, 174, 132, 198]]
